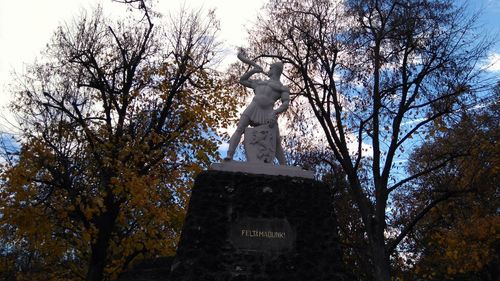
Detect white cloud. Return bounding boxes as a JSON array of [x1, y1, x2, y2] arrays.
[[484, 52, 500, 72]]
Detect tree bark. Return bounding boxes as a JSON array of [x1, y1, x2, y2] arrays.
[[373, 250, 390, 281], [85, 192, 119, 281], [86, 232, 110, 281], [370, 235, 391, 281]]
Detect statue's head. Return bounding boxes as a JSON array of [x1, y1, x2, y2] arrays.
[[268, 61, 284, 77]]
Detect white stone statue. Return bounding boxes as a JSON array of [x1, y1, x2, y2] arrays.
[[224, 49, 290, 165]]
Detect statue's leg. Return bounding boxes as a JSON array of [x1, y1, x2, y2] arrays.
[[275, 127, 286, 165], [225, 115, 250, 160]]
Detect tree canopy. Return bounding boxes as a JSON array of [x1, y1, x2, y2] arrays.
[[393, 85, 499, 280], [0, 1, 237, 280], [244, 0, 497, 279]]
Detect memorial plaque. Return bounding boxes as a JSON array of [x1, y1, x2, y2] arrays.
[[229, 217, 295, 252]]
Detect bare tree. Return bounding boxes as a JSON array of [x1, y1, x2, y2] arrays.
[[247, 0, 495, 279]]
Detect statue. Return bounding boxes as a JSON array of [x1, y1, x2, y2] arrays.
[[224, 49, 290, 165]]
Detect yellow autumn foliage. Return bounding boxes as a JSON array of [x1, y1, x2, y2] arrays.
[[402, 101, 499, 280], [0, 4, 240, 281]]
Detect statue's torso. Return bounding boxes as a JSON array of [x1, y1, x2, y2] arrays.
[[252, 80, 283, 108], [241, 79, 286, 125]]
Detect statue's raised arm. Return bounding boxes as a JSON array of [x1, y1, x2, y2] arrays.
[[237, 49, 262, 70], [237, 49, 264, 88]]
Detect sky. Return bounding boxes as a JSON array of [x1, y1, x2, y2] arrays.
[[0, 0, 498, 135], [0, 0, 267, 132]]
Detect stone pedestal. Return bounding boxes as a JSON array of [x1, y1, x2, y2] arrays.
[[170, 170, 351, 281], [210, 161, 314, 179]]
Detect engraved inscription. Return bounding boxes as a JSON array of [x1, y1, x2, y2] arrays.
[[229, 217, 295, 251], [240, 229, 286, 239]]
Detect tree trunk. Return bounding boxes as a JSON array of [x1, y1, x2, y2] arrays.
[[85, 193, 119, 281], [86, 226, 112, 281], [370, 234, 391, 281], [372, 247, 390, 281]]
